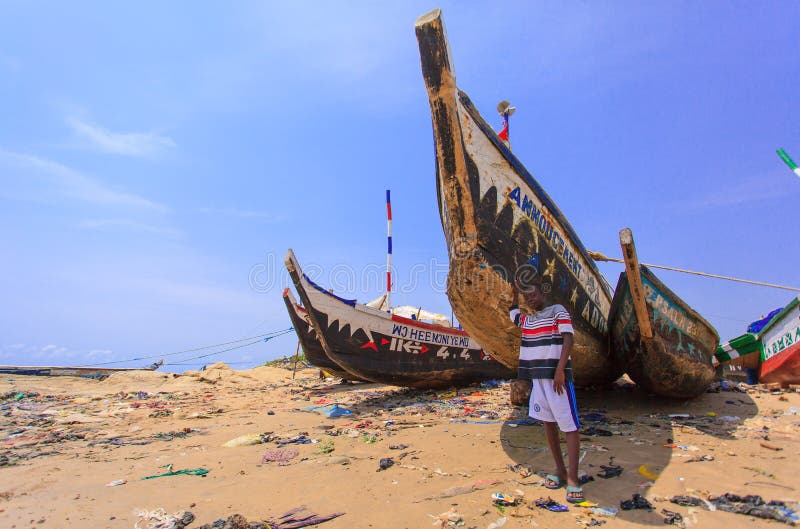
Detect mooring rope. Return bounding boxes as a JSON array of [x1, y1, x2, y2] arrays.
[[587, 250, 800, 292], [76, 327, 294, 367]]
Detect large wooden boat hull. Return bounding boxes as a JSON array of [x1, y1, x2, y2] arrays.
[[285, 249, 515, 389], [759, 296, 800, 385], [414, 10, 620, 386], [608, 266, 718, 398], [282, 287, 365, 381]]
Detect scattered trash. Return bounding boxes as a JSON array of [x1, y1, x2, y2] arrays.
[[315, 440, 335, 454], [620, 494, 653, 511], [717, 494, 800, 525], [325, 404, 353, 418], [491, 492, 519, 506], [685, 455, 714, 463], [535, 497, 569, 512], [719, 415, 741, 423], [509, 463, 533, 478], [670, 495, 704, 508], [223, 432, 272, 447], [673, 493, 800, 526], [134, 509, 194, 529], [661, 508, 683, 525], [414, 479, 505, 503], [597, 464, 623, 479], [277, 435, 314, 445], [106, 479, 126, 487], [589, 507, 618, 517], [389, 443, 409, 450], [377, 457, 394, 472], [141, 465, 209, 480], [637, 464, 660, 480], [760, 442, 783, 451], [581, 426, 613, 436], [262, 449, 299, 464], [429, 507, 464, 528], [195, 506, 344, 529]]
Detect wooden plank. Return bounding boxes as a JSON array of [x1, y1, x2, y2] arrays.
[[619, 228, 654, 340]]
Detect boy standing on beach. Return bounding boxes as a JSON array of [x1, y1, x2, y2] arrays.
[[510, 280, 584, 503]]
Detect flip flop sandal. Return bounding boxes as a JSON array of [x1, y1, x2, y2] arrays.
[[566, 486, 585, 504], [544, 474, 564, 490]]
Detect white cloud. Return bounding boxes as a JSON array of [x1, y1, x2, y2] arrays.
[[67, 117, 176, 157], [0, 149, 169, 212], [77, 218, 183, 238]]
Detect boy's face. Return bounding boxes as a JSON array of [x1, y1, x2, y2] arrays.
[[522, 285, 545, 311]]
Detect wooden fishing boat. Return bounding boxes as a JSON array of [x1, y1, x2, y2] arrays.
[[608, 229, 718, 398], [414, 9, 620, 385], [282, 287, 366, 381], [713, 332, 762, 370], [0, 361, 162, 379], [285, 249, 515, 388], [758, 296, 800, 386]]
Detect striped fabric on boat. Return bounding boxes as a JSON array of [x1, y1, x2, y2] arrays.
[[713, 332, 762, 366]]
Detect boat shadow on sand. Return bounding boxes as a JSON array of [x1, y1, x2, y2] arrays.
[[499, 385, 758, 525]]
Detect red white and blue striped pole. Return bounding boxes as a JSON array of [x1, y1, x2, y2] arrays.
[[386, 189, 393, 310]]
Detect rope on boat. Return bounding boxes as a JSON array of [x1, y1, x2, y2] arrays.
[[587, 250, 800, 292], [76, 327, 294, 367], [162, 336, 279, 366]]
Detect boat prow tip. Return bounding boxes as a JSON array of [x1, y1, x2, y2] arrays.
[[414, 8, 442, 27], [285, 248, 299, 272]]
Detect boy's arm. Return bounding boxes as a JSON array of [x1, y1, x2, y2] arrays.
[[553, 332, 573, 395], [509, 280, 521, 326]]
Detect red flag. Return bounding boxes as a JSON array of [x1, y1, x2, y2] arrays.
[[498, 115, 509, 141]]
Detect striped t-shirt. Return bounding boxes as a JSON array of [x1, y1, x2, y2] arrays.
[[510, 304, 574, 380]]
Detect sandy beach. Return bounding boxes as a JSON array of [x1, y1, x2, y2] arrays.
[[1, 363, 798, 528]]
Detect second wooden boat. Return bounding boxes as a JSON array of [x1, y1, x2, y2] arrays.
[[414, 9, 620, 385], [285, 249, 515, 388], [608, 229, 718, 398]]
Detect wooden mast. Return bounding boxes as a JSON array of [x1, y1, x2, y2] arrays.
[[619, 228, 654, 340]]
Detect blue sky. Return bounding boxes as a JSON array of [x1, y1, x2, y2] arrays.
[[1, 2, 798, 370]]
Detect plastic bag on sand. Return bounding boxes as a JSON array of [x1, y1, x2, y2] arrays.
[[223, 433, 270, 447], [326, 404, 353, 418], [134, 509, 194, 529]]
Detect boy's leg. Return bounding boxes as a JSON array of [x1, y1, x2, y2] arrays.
[[543, 421, 567, 482], [565, 430, 580, 487]]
